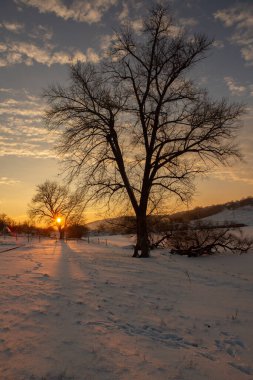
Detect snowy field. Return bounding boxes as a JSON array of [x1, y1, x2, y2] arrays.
[[202, 205, 253, 226], [0, 236, 253, 380]]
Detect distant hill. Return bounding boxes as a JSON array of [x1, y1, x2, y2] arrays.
[[201, 205, 253, 226], [86, 197, 253, 232], [86, 216, 136, 233], [168, 197, 253, 223]]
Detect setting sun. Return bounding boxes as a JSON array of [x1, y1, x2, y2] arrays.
[[56, 217, 62, 224]]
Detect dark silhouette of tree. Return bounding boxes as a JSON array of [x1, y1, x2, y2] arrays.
[[44, 6, 244, 256], [28, 180, 85, 239], [0, 213, 14, 232], [66, 223, 89, 239]]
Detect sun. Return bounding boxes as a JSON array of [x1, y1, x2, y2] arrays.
[[56, 217, 62, 224]]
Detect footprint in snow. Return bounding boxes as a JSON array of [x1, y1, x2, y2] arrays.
[[215, 337, 246, 358], [229, 362, 253, 375], [2, 348, 13, 357], [76, 301, 84, 305]]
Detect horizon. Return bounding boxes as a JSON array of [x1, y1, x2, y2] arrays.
[[4, 194, 253, 227]]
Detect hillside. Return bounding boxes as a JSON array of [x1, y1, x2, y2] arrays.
[[87, 197, 253, 232], [201, 205, 253, 226]]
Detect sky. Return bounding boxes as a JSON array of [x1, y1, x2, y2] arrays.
[[0, 0, 253, 222]]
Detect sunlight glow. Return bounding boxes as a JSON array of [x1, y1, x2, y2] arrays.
[[56, 217, 62, 224]]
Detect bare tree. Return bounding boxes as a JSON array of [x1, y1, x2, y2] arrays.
[[0, 213, 14, 231], [28, 180, 85, 239], [44, 6, 244, 256]]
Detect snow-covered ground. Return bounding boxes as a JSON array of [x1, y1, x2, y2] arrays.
[[0, 236, 253, 380], [84, 234, 136, 248], [201, 205, 253, 226]]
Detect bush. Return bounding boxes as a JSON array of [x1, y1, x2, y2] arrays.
[[66, 224, 89, 239], [150, 221, 253, 257]]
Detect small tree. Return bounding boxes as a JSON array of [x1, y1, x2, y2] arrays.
[[28, 180, 85, 239], [44, 6, 244, 256]]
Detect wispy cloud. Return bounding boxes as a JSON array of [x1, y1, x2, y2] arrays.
[[0, 21, 24, 33], [29, 24, 53, 42], [210, 105, 253, 186], [117, 2, 143, 33], [15, 0, 118, 24], [213, 40, 224, 49], [224, 76, 246, 96], [0, 143, 57, 158], [212, 167, 253, 186], [0, 90, 59, 159], [0, 97, 45, 118], [0, 20, 53, 44], [100, 33, 118, 58], [179, 17, 198, 28], [214, 5, 253, 65], [118, 2, 129, 23], [0, 88, 15, 93], [0, 40, 99, 67], [0, 177, 20, 185]]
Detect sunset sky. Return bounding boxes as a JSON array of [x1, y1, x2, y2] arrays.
[[0, 0, 253, 222]]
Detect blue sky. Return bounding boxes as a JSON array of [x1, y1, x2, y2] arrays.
[[0, 0, 253, 221]]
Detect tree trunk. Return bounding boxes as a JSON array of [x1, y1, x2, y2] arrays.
[[133, 212, 150, 258], [58, 226, 64, 240]]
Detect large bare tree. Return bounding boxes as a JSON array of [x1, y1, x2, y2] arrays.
[[44, 7, 244, 256], [28, 180, 85, 239]]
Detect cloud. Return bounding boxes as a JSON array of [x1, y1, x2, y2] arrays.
[[224, 76, 246, 96], [0, 177, 20, 185], [86, 48, 100, 63], [0, 40, 98, 67], [29, 24, 53, 42], [240, 46, 253, 64], [15, 0, 118, 24], [223, 77, 253, 97], [214, 5, 253, 65], [99, 33, 118, 59], [208, 106, 253, 187], [0, 20, 54, 45], [212, 40, 224, 49], [0, 21, 24, 33], [0, 90, 59, 159], [116, 2, 143, 33], [0, 143, 57, 158], [118, 2, 129, 23], [214, 6, 253, 28], [0, 98, 44, 117], [212, 166, 253, 186], [179, 17, 198, 28], [0, 88, 15, 93], [130, 19, 143, 33]]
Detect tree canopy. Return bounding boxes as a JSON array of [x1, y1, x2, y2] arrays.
[[44, 6, 244, 256], [28, 180, 85, 239]]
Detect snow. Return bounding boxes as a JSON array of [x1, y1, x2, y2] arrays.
[[84, 234, 136, 248], [0, 236, 253, 379], [201, 205, 253, 226]]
